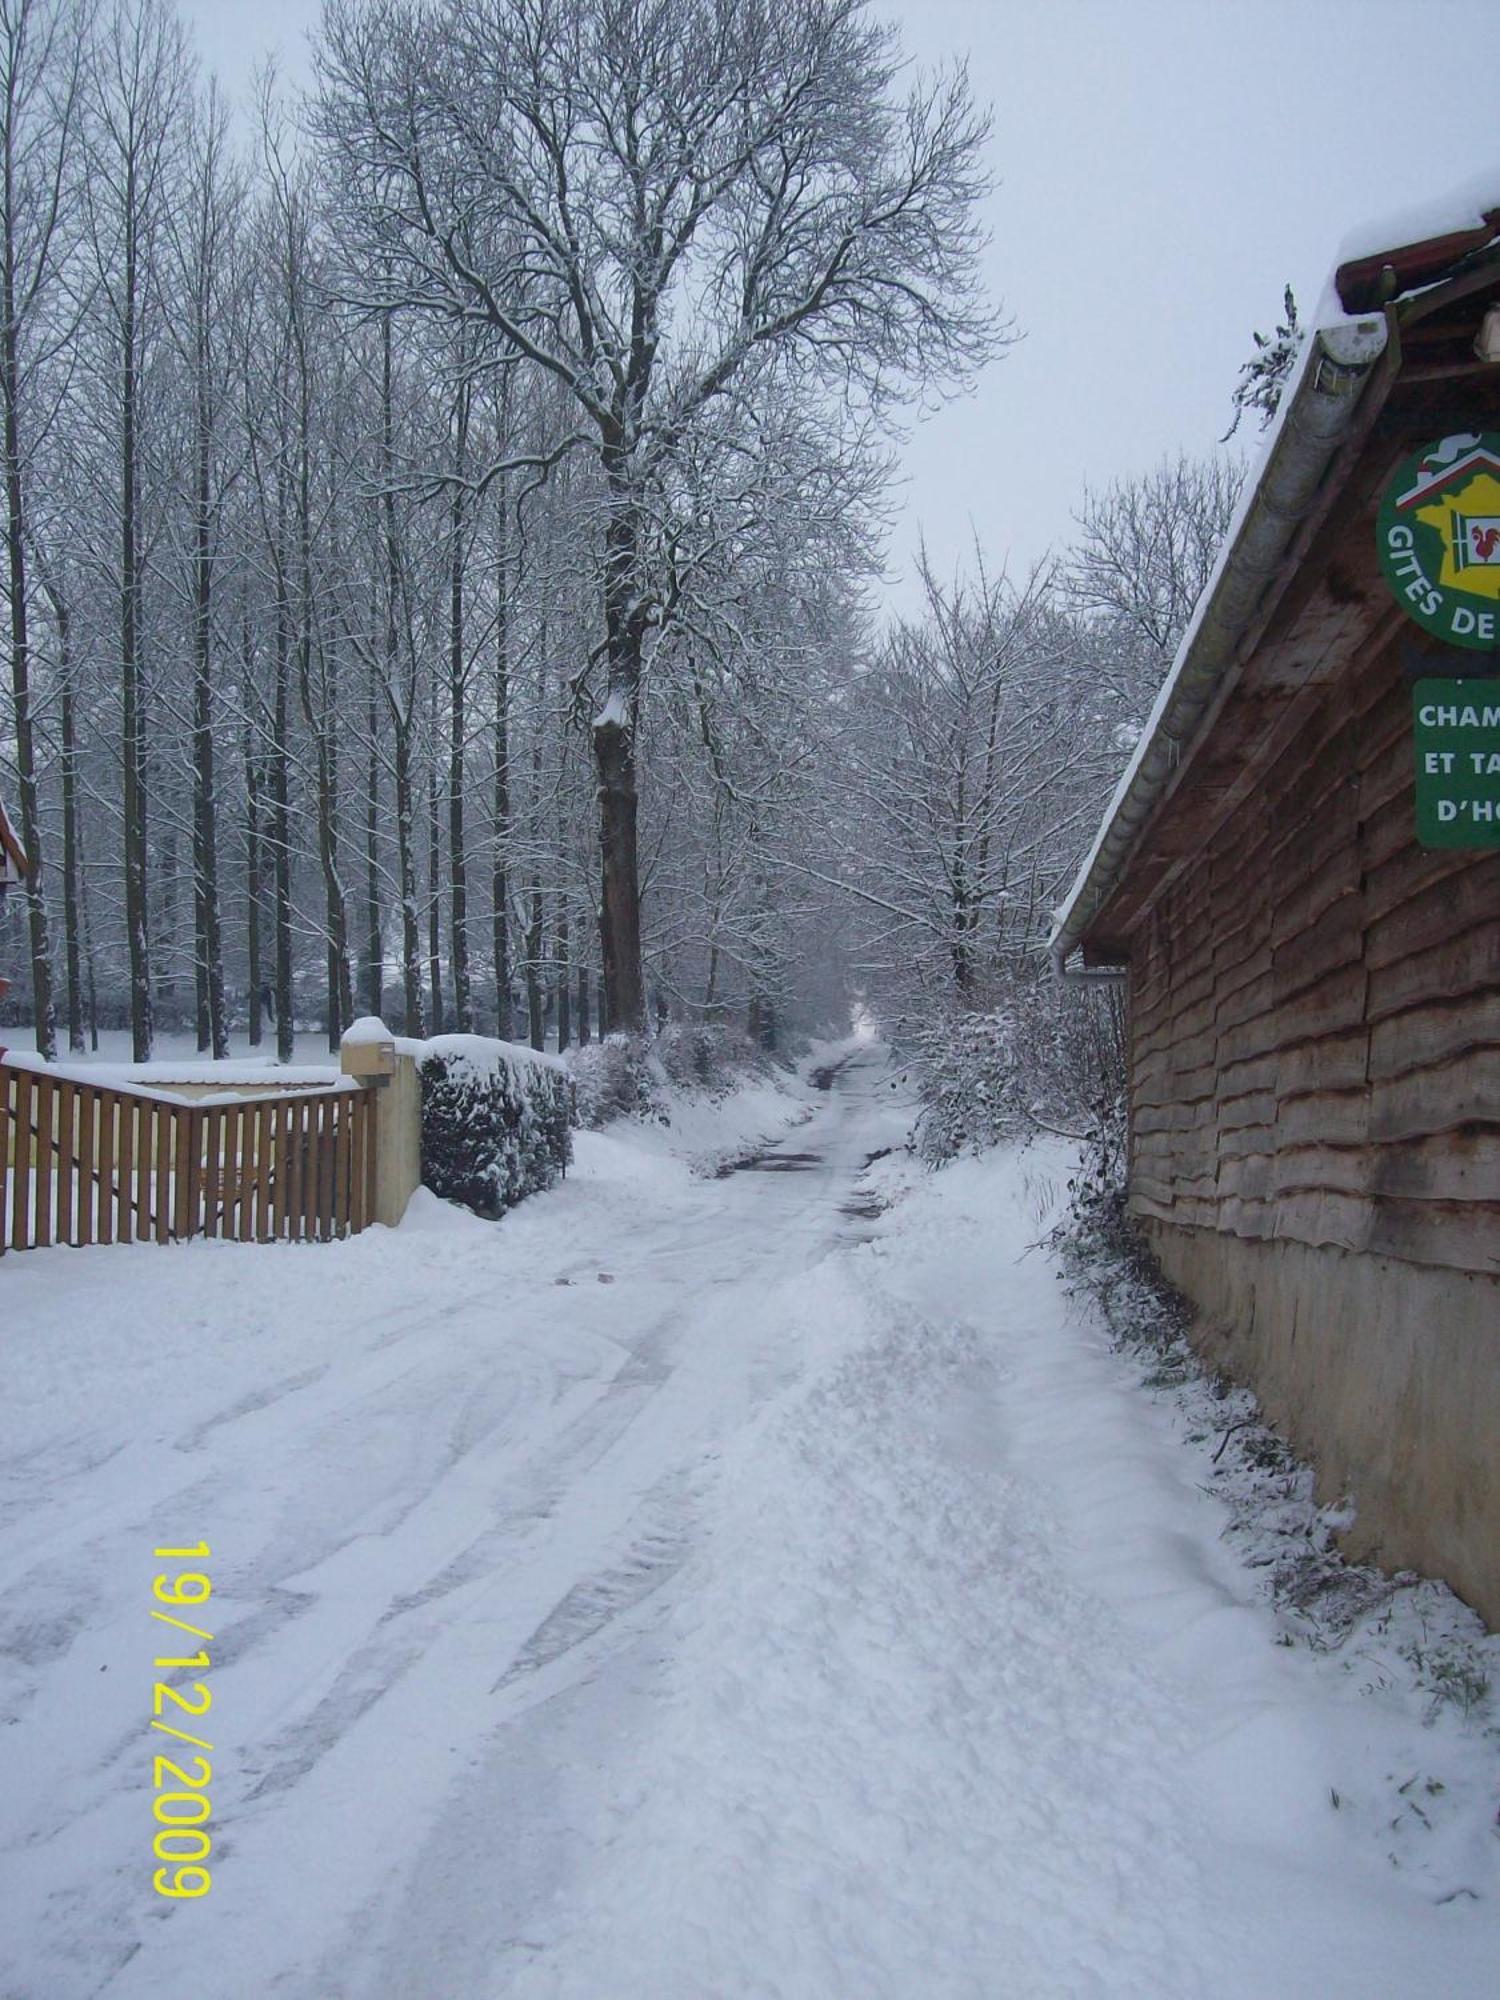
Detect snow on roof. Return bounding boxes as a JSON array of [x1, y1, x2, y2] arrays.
[[0, 796, 28, 885], [1335, 170, 1500, 312], [1336, 171, 1500, 269]]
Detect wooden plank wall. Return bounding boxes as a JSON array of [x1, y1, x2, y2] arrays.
[[0, 1068, 378, 1255], [1128, 641, 1500, 1277]]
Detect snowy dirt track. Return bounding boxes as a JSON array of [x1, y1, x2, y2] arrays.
[[3, 1046, 1497, 1999]]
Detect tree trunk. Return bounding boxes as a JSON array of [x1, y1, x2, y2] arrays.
[[271, 477, 294, 1062], [382, 312, 424, 1039], [575, 963, 590, 1045], [556, 901, 571, 1052], [121, 203, 152, 1060], [2, 174, 54, 1057], [191, 338, 227, 1058], [594, 478, 647, 1031], [395, 717, 425, 1037], [59, 620, 84, 1054], [526, 878, 544, 1052], [448, 366, 472, 1029], [491, 427, 512, 1039], [80, 829, 100, 1050], [243, 704, 261, 1046], [593, 709, 644, 1034], [427, 749, 444, 1034], [363, 669, 381, 1015], [295, 454, 352, 1044]]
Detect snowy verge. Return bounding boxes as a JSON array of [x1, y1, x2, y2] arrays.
[[566, 1025, 820, 1172], [509, 1137, 1500, 1999], [1048, 1163, 1500, 1892]]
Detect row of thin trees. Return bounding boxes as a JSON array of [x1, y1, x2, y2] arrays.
[[6, 0, 976, 1060], [1, 0, 1245, 1065]]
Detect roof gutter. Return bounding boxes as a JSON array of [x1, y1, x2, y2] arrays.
[[1049, 312, 1390, 978]]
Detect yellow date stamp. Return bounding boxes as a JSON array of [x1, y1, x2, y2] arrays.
[[150, 1542, 214, 1898]]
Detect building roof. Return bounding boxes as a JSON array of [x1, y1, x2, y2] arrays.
[[0, 797, 28, 887], [1051, 176, 1500, 972]]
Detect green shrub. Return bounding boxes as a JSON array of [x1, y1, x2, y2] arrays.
[[417, 1034, 573, 1219]]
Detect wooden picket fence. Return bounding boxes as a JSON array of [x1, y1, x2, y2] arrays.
[[0, 1059, 377, 1254]]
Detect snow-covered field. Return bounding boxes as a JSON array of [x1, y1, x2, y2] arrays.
[[2, 1046, 1496, 1998]]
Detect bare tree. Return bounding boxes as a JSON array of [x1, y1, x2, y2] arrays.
[[0, 0, 89, 1057], [165, 82, 241, 1055], [1064, 452, 1242, 679], [314, 0, 1001, 1031], [83, 0, 190, 1058]]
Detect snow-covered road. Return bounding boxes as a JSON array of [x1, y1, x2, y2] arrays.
[[3, 1047, 1497, 1998]]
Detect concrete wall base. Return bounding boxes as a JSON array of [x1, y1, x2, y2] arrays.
[[1142, 1220, 1500, 1631]]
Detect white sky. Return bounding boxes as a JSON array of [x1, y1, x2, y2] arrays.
[[180, 0, 1500, 612]]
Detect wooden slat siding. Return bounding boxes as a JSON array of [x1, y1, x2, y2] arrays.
[[55, 1081, 76, 1243], [320, 1097, 337, 1239], [117, 1088, 131, 1240], [291, 1097, 306, 1239], [0, 1070, 375, 1253], [249, 1103, 270, 1241], [0, 1066, 10, 1250], [10, 1066, 32, 1249], [132, 1093, 149, 1241], [310, 1099, 324, 1239], [250, 1104, 268, 1240], [315, 1097, 335, 1240], [95, 1089, 114, 1245], [1120, 576, 1500, 1278], [236, 1103, 255, 1240], [203, 1106, 222, 1238], [361, 1086, 377, 1232], [302, 1097, 318, 1241], [267, 1098, 286, 1240], [153, 1103, 171, 1244], [334, 1095, 352, 1237], [348, 1090, 366, 1234], [306, 1098, 323, 1240], [1370, 994, 1500, 1079], [1372, 1054, 1500, 1143], [75, 1083, 95, 1247], [34, 1075, 56, 1247], [1363, 865, 1496, 975], [174, 1111, 196, 1240], [1366, 920, 1500, 1024]]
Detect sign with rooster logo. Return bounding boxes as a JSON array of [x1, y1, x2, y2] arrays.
[[1377, 433, 1500, 648]]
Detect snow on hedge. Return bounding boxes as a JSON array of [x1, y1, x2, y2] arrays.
[[407, 1032, 573, 1220]]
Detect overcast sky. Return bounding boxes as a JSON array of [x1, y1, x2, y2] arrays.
[[179, 0, 1500, 611]]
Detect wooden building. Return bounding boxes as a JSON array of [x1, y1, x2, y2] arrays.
[[1052, 194, 1500, 1626]]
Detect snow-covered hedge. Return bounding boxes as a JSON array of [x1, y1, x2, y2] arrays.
[[414, 1034, 573, 1219], [909, 971, 1124, 1167], [567, 1024, 769, 1130], [567, 1033, 660, 1129]]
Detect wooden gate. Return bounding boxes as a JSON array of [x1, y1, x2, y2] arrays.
[[0, 1060, 377, 1253]]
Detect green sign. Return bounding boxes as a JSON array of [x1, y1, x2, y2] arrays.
[[1411, 679, 1500, 848], [1378, 433, 1500, 649]]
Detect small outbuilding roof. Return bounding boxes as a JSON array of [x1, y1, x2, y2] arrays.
[[0, 797, 29, 887]]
